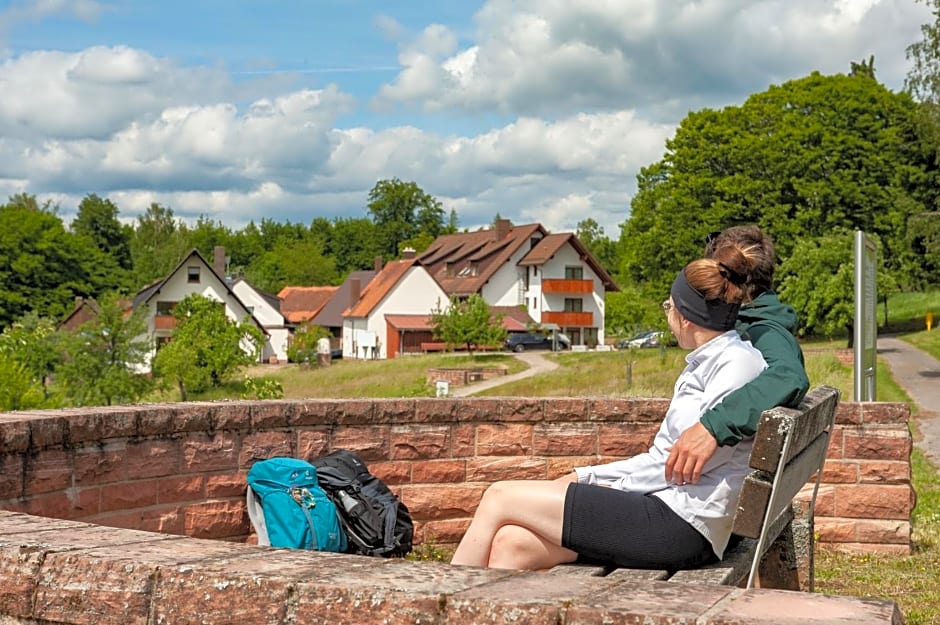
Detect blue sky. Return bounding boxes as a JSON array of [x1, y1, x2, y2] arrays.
[[0, 0, 932, 236]]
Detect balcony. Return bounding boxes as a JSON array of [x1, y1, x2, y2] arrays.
[[154, 315, 177, 330], [542, 279, 593, 294], [542, 311, 593, 327]]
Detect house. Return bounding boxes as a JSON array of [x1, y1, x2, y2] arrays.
[[59, 297, 102, 332], [418, 219, 618, 347], [277, 286, 338, 326], [341, 253, 448, 359], [131, 247, 266, 372], [231, 279, 290, 363]]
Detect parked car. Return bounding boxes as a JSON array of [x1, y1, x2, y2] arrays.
[[617, 330, 672, 349], [504, 332, 570, 352]]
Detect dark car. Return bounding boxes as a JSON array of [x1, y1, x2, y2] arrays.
[[504, 332, 569, 352]]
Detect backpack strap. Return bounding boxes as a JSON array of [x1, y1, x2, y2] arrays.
[[246, 486, 270, 546]]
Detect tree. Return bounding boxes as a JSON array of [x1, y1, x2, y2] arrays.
[[325, 217, 382, 273], [245, 238, 339, 293], [286, 323, 331, 364], [129, 203, 190, 286], [0, 312, 61, 407], [367, 179, 444, 258], [906, 0, 940, 156], [620, 70, 936, 298], [604, 287, 664, 338], [430, 294, 506, 356], [153, 294, 263, 401], [56, 294, 153, 406], [576, 218, 620, 279], [72, 194, 133, 271]]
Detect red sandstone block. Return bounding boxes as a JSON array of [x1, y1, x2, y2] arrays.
[[203, 401, 249, 432], [0, 454, 24, 500], [99, 480, 159, 514], [452, 424, 475, 457], [391, 425, 452, 459], [859, 460, 911, 484], [23, 449, 71, 496], [296, 428, 331, 459], [290, 399, 340, 426], [598, 423, 658, 457], [454, 398, 504, 423], [415, 398, 459, 423], [402, 484, 487, 520], [370, 460, 413, 485], [20, 489, 98, 519], [823, 542, 911, 555], [834, 484, 912, 520], [0, 419, 29, 453], [861, 402, 911, 425], [705, 587, 902, 624], [247, 400, 292, 430], [821, 460, 858, 484], [125, 439, 182, 480], [826, 428, 844, 459], [497, 398, 543, 422], [159, 475, 205, 504], [466, 457, 546, 482], [136, 403, 212, 436], [533, 423, 597, 456], [184, 500, 247, 539], [331, 425, 391, 460], [25, 414, 69, 449], [589, 397, 668, 423], [205, 472, 246, 498], [543, 397, 590, 422], [835, 402, 863, 426], [375, 398, 418, 424], [816, 517, 860, 542], [99, 507, 185, 535], [66, 408, 136, 445], [412, 459, 466, 484], [0, 542, 43, 617], [335, 399, 376, 425], [476, 423, 533, 456], [547, 456, 597, 479], [813, 486, 836, 517], [417, 517, 470, 545], [74, 444, 127, 486], [239, 431, 293, 467], [182, 433, 239, 473], [853, 519, 912, 544], [843, 430, 911, 461]]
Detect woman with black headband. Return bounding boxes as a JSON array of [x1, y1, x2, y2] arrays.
[[451, 247, 767, 571]]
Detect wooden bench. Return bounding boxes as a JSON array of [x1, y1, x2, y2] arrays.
[[548, 385, 841, 591]]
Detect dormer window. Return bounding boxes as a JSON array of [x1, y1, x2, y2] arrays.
[[458, 262, 478, 277]]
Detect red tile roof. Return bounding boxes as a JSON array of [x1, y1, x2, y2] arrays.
[[277, 286, 338, 324], [345, 259, 417, 318], [519, 233, 619, 291], [384, 314, 434, 330]]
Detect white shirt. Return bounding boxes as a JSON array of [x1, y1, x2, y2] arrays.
[[574, 330, 767, 558]]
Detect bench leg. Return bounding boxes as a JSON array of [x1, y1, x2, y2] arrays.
[[756, 510, 817, 592]]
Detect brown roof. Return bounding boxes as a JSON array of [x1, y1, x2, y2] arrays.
[[519, 233, 619, 292], [418, 223, 546, 296], [490, 305, 535, 331], [277, 286, 338, 324], [345, 259, 418, 318], [311, 270, 377, 328], [385, 314, 434, 331]]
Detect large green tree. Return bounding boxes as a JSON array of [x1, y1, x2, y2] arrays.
[[0, 312, 61, 406], [56, 294, 153, 406], [367, 179, 445, 258], [153, 294, 263, 400], [620, 70, 936, 298], [430, 294, 506, 356], [129, 203, 190, 286]]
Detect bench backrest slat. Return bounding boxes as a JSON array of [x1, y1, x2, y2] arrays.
[[748, 386, 840, 473]]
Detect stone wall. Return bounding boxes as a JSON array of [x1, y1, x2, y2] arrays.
[[425, 366, 508, 387], [0, 397, 913, 553]]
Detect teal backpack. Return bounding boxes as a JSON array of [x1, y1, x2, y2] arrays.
[[246, 457, 347, 552]]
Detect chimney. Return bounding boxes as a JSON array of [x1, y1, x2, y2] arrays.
[[402, 247, 416, 260], [495, 218, 511, 241], [349, 279, 361, 308], [374, 256, 383, 272], [213, 246, 226, 277]]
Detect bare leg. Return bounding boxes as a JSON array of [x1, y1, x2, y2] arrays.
[[487, 524, 578, 570], [451, 473, 577, 568]]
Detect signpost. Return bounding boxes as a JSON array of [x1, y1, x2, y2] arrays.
[[854, 231, 877, 402]]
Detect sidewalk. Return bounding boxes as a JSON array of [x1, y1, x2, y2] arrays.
[[876, 336, 940, 467], [448, 351, 559, 397]]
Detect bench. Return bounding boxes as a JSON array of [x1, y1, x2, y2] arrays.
[[548, 385, 841, 591]]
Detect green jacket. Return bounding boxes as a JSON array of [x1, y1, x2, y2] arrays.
[[700, 291, 810, 446]]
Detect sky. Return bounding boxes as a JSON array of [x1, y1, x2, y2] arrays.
[[0, 0, 933, 237]]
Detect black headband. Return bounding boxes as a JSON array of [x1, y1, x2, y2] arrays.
[[670, 269, 740, 332]]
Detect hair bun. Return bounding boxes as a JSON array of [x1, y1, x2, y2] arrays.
[[717, 261, 748, 286]]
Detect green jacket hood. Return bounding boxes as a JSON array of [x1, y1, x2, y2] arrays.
[[736, 291, 799, 334]]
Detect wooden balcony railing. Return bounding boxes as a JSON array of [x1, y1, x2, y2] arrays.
[[154, 315, 177, 330], [541, 278, 593, 294], [541, 311, 593, 327]]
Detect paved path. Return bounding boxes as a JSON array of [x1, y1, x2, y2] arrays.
[[448, 351, 559, 397], [877, 336, 940, 467]]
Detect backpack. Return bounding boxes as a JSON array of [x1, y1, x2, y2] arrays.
[[310, 449, 413, 557], [246, 457, 347, 552]]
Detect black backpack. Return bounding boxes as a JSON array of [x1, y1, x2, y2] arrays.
[[310, 449, 413, 557]]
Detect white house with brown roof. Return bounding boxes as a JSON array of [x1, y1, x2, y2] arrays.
[[232, 279, 290, 363], [131, 248, 265, 372], [418, 219, 618, 347], [341, 255, 448, 360]]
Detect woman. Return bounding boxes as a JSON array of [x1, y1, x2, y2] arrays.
[[450, 244, 767, 571]]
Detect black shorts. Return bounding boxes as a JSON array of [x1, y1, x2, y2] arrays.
[[561, 482, 717, 570]]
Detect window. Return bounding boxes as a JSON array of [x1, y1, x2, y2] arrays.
[[457, 262, 478, 277], [564, 298, 583, 312], [532, 297, 538, 311], [565, 266, 583, 280], [156, 301, 177, 315], [187, 266, 200, 283]]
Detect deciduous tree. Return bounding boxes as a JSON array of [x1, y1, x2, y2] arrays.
[[430, 294, 506, 356], [367, 179, 444, 259]]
